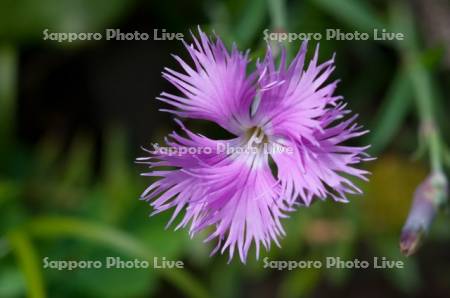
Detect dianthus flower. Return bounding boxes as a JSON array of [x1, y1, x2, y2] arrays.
[[138, 29, 370, 262]]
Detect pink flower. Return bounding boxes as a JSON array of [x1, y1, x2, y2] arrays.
[[138, 28, 370, 263]]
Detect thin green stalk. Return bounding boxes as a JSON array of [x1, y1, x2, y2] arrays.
[[402, 35, 444, 175], [267, 0, 290, 58], [393, 0, 448, 256], [267, 0, 286, 30], [390, 0, 446, 174]]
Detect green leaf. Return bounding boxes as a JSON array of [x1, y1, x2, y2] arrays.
[[309, 0, 385, 33], [209, 0, 267, 48], [0, 266, 26, 297], [233, 0, 267, 47], [71, 249, 156, 297], [7, 230, 46, 298], [26, 216, 210, 298], [367, 67, 411, 155]]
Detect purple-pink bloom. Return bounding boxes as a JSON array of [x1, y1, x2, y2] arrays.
[[138, 28, 371, 263]]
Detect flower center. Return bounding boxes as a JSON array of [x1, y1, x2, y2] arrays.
[[244, 126, 269, 149]]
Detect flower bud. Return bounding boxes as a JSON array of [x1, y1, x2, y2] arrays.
[[400, 171, 448, 256]]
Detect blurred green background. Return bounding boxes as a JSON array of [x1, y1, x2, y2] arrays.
[[1, 0, 450, 297]]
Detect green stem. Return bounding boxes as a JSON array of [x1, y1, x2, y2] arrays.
[[410, 51, 446, 169], [392, 1, 446, 174], [405, 39, 444, 175]]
